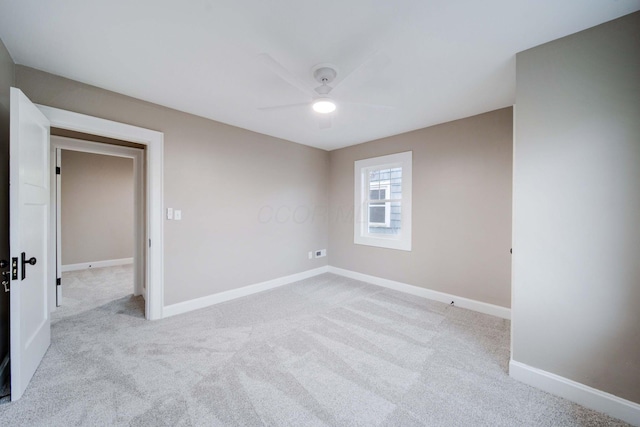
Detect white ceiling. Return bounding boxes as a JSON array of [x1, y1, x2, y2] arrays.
[[1, 1, 638, 150]]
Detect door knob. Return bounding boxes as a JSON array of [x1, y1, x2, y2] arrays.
[[21, 252, 37, 281]]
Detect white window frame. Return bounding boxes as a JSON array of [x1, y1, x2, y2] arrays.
[[354, 151, 412, 251]]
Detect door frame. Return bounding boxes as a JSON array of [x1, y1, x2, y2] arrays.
[[37, 105, 164, 320], [51, 137, 145, 305]]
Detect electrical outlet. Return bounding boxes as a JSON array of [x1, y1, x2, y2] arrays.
[[174, 210, 182, 220], [315, 249, 326, 258]]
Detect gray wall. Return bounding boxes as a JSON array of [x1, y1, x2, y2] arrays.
[[513, 12, 640, 403], [59, 148, 134, 265], [329, 108, 513, 308], [0, 38, 14, 382], [16, 67, 329, 306]]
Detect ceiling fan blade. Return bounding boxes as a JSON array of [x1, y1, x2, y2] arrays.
[[343, 101, 396, 110], [258, 53, 316, 97], [318, 115, 332, 129], [258, 102, 310, 112], [332, 51, 391, 93]]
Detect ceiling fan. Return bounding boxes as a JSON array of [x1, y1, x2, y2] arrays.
[[257, 52, 393, 129]]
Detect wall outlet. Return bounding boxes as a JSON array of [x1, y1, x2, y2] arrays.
[[315, 249, 326, 258], [174, 210, 182, 220]]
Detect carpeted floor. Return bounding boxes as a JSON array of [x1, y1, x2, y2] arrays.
[[53, 264, 138, 321], [0, 266, 628, 426]]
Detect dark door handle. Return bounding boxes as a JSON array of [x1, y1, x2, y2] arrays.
[[21, 252, 37, 281], [0, 260, 8, 291]]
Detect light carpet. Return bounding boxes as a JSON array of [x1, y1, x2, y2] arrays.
[[0, 266, 628, 426]]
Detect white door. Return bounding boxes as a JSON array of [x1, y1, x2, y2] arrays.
[[9, 87, 51, 401]]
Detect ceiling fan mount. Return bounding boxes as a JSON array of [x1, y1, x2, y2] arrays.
[[313, 66, 337, 84], [312, 65, 337, 95]]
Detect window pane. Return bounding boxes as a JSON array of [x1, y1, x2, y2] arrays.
[[390, 201, 402, 230], [367, 166, 402, 233], [369, 204, 386, 223], [369, 167, 402, 200], [390, 168, 402, 198], [369, 189, 386, 200], [368, 202, 401, 235]]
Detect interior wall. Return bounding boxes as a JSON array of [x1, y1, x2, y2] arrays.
[[329, 108, 513, 308], [513, 12, 640, 403], [0, 38, 14, 381], [16, 67, 329, 306], [59, 147, 134, 265]]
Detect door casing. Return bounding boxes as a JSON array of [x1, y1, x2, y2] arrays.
[[37, 105, 164, 320]]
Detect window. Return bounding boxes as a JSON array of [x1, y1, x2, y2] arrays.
[[354, 151, 412, 251], [368, 183, 391, 227]]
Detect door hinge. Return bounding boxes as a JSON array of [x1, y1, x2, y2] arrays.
[[56, 166, 61, 175], [149, 239, 151, 248], [56, 277, 61, 287]]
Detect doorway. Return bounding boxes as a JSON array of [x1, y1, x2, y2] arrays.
[[51, 135, 144, 318], [38, 104, 165, 320]]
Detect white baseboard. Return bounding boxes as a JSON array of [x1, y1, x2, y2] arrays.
[[163, 266, 330, 318], [162, 264, 510, 320], [510, 360, 640, 426], [62, 257, 133, 272], [327, 266, 511, 319]]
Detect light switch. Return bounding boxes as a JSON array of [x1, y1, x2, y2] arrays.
[[174, 210, 182, 220], [167, 208, 173, 220]]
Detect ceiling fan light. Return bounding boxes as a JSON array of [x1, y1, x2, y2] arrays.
[[312, 98, 336, 114]]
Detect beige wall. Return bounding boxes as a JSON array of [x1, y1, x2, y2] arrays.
[[329, 108, 513, 308], [0, 38, 14, 377], [16, 66, 329, 306], [59, 148, 134, 265], [513, 12, 640, 403]]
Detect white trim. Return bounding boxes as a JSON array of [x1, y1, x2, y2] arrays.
[[511, 104, 516, 363], [163, 267, 329, 318], [328, 266, 511, 319], [163, 264, 511, 320], [509, 360, 640, 426], [37, 105, 164, 320], [61, 258, 134, 273]]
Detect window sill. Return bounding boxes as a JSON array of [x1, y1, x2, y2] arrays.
[[354, 234, 412, 251]]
